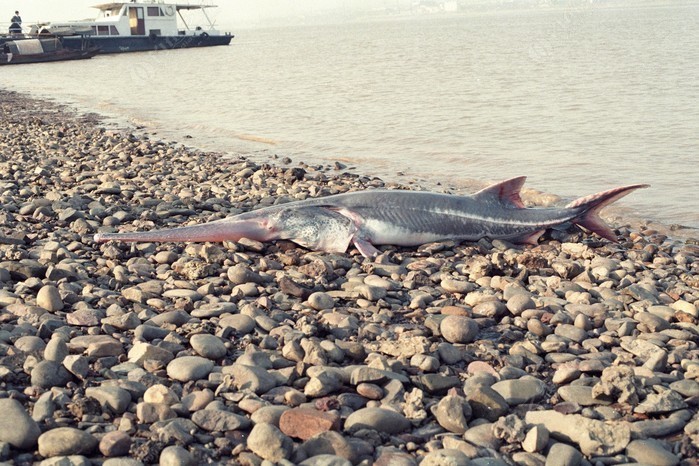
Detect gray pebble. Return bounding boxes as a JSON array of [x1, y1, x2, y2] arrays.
[[298, 454, 352, 466], [191, 409, 251, 431], [85, 386, 132, 414], [166, 356, 214, 382], [31, 360, 72, 388], [626, 439, 679, 466], [308, 292, 335, 310], [128, 342, 175, 366], [247, 423, 293, 462], [0, 398, 41, 449], [432, 395, 472, 434], [102, 459, 144, 466], [492, 376, 545, 405], [37, 285, 64, 312], [344, 407, 410, 434], [558, 385, 610, 407], [440, 315, 479, 344], [222, 363, 277, 394], [190, 333, 227, 360], [554, 324, 587, 343], [159, 445, 196, 466], [544, 442, 582, 466], [14, 335, 46, 353], [507, 294, 536, 315], [522, 425, 549, 453], [466, 386, 509, 422], [251, 405, 291, 426], [219, 314, 256, 334], [38, 427, 98, 457]]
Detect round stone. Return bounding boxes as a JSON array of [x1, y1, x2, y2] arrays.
[[160, 445, 196, 466], [507, 294, 536, 316], [37, 284, 64, 312], [14, 335, 46, 353], [299, 455, 352, 466], [247, 423, 293, 462], [344, 407, 411, 434], [218, 314, 256, 334], [308, 292, 335, 311], [38, 427, 98, 457], [31, 360, 72, 388], [99, 430, 131, 457], [44, 336, 69, 363], [143, 384, 179, 405], [166, 356, 214, 382], [356, 383, 384, 400], [558, 385, 610, 407], [440, 315, 479, 344], [421, 449, 471, 466], [433, 395, 472, 434], [491, 376, 546, 406], [626, 439, 679, 466], [545, 442, 582, 466], [190, 333, 227, 360], [0, 398, 41, 449], [85, 386, 132, 414]]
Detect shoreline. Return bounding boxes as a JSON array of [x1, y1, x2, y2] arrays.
[[0, 89, 697, 465], [6, 85, 699, 241]]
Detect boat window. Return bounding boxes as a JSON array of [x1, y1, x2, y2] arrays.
[[147, 7, 162, 16], [149, 29, 161, 36], [98, 25, 110, 36], [91, 26, 97, 34], [109, 26, 119, 36]]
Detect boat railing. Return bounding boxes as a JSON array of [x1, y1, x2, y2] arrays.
[[1, 21, 22, 34]]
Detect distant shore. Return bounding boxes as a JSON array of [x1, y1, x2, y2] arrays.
[[0, 88, 697, 465]]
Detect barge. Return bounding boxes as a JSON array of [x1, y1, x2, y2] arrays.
[[29, 2, 232, 54]]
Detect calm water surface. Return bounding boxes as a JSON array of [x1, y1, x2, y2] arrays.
[[2, 4, 698, 231]]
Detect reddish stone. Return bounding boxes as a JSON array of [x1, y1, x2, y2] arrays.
[[467, 361, 498, 377], [279, 407, 340, 440], [99, 431, 131, 457], [440, 306, 471, 316]]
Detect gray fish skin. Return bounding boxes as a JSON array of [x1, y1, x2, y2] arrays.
[[94, 176, 649, 257]]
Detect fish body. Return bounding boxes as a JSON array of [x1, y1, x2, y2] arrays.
[[94, 177, 649, 257]]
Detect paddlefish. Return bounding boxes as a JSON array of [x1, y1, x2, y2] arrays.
[[94, 177, 649, 257]]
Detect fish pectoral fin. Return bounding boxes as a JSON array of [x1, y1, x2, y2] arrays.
[[301, 231, 355, 254], [352, 237, 380, 258]]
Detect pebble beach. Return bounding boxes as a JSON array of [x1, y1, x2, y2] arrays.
[[0, 89, 698, 466]]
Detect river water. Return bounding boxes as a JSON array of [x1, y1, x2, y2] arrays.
[[2, 3, 698, 231]]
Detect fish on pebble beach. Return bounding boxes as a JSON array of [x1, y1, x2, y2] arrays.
[[94, 176, 649, 257]]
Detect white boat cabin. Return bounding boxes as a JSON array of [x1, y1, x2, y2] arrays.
[[36, 2, 222, 38]]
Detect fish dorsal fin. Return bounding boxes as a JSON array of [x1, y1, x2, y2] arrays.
[[473, 176, 527, 208]]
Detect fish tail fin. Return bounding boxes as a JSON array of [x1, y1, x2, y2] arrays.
[[565, 184, 649, 241]]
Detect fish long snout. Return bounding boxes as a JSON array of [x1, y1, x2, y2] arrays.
[[94, 217, 274, 244]]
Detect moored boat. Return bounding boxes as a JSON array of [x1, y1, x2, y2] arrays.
[[31, 1, 233, 54], [0, 37, 99, 65]]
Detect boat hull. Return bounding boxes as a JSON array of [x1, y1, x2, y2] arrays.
[[61, 33, 232, 54], [0, 47, 99, 65]]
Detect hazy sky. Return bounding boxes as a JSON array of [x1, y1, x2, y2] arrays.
[[1, 0, 397, 29]]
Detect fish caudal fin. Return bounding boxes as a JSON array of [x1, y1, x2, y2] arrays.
[[565, 184, 650, 241]]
